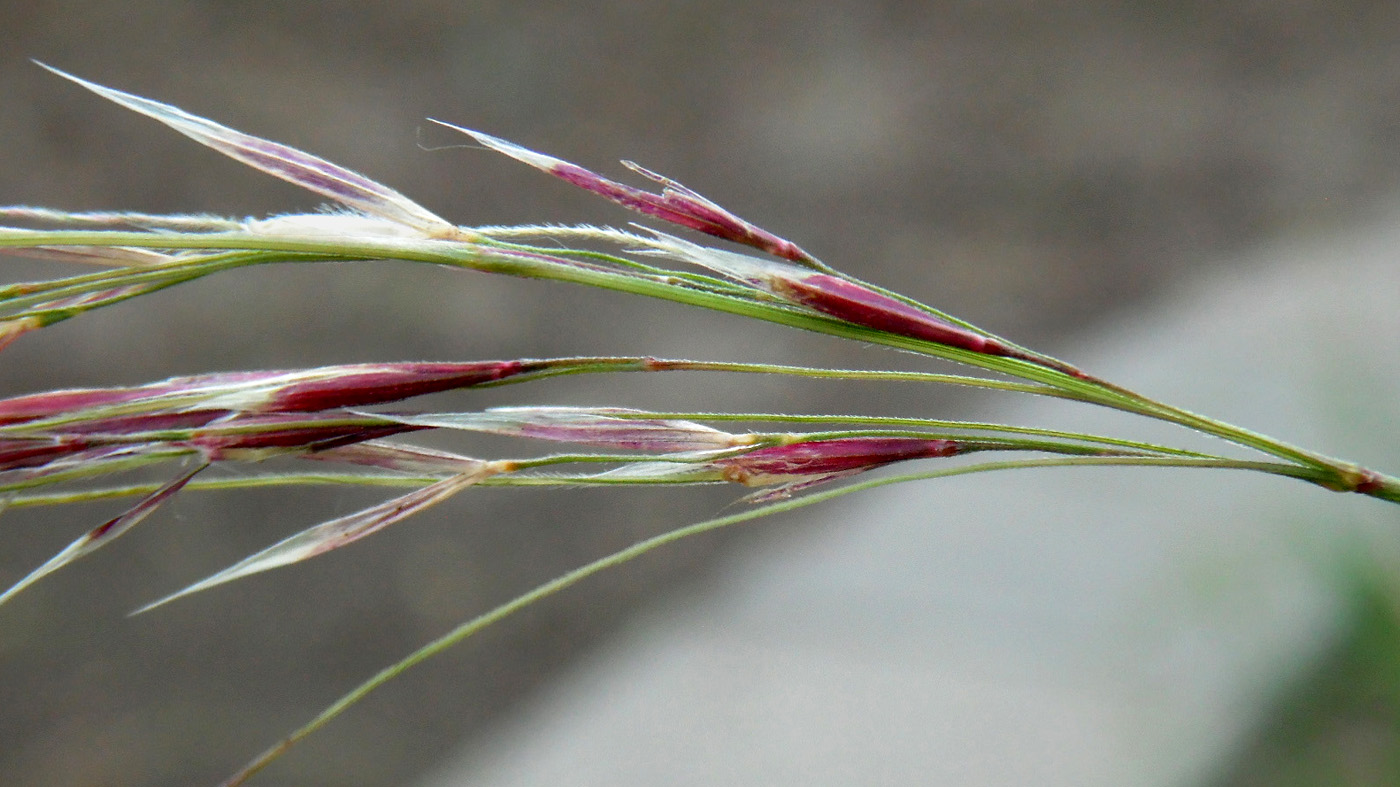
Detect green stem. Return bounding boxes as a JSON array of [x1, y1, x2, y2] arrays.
[[600, 410, 1220, 458], [0, 249, 328, 312], [3, 229, 1395, 502], [0, 230, 1113, 399], [0, 356, 1045, 436], [214, 451, 1334, 786], [5, 451, 1322, 511], [1071, 374, 1392, 495]]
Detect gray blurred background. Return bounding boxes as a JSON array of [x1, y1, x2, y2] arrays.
[[2, 2, 1400, 785]]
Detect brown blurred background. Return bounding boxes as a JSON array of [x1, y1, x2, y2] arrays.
[[3, 2, 1400, 785]]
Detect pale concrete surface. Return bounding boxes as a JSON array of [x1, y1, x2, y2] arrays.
[[419, 207, 1400, 786]]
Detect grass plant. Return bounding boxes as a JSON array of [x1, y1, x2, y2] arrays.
[[2, 64, 1397, 784]]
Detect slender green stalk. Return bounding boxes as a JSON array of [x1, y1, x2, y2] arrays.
[[589, 410, 1222, 458], [0, 250, 322, 313], [1, 473, 437, 508], [0, 228, 1115, 394], [215, 451, 1334, 785], [0, 444, 1320, 510], [5, 227, 1395, 498]]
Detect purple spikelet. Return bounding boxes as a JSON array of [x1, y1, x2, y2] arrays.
[[433, 122, 818, 265]]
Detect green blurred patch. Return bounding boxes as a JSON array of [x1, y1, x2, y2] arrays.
[[1217, 566, 1400, 786]]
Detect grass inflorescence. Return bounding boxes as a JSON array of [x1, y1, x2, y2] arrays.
[[3, 64, 1398, 784]]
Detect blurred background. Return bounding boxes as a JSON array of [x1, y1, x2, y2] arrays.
[[2, 2, 1400, 785]]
